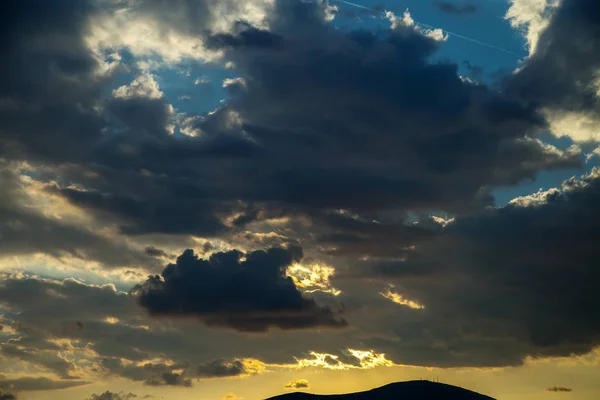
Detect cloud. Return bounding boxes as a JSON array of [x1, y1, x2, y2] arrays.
[[0, 0, 586, 254], [284, 379, 310, 389], [350, 168, 600, 366], [113, 74, 164, 100], [99, 356, 263, 387], [0, 0, 264, 244], [9, 0, 575, 247], [0, 376, 87, 391], [196, 359, 251, 378], [3, 0, 600, 384], [144, 247, 171, 258], [294, 349, 394, 370], [188, 0, 577, 218], [505, 0, 558, 55], [145, 371, 191, 387], [87, 392, 142, 400], [434, 2, 478, 14], [0, 392, 15, 400], [0, 273, 345, 387], [546, 386, 573, 392], [86, 0, 273, 65], [506, 0, 600, 141], [0, 340, 78, 379], [131, 246, 347, 332], [0, 163, 151, 268], [0, 273, 387, 392], [0, 0, 110, 165], [380, 286, 425, 310], [286, 262, 341, 296]]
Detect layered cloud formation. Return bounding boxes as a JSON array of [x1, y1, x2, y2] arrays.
[[1, 0, 600, 396]]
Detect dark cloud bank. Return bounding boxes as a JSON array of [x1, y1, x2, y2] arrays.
[[2, 0, 580, 238], [0, 0, 600, 388], [132, 246, 347, 332]]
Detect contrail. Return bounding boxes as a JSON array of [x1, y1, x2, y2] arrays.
[[330, 0, 519, 57], [334, 0, 373, 11]]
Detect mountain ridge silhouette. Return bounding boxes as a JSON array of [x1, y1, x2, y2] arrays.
[[267, 380, 496, 400]]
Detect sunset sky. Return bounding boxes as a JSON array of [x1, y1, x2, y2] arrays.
[[1, 0, 599, 399]]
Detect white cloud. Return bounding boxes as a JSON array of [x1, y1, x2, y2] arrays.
[[586, 146, 600, 162], [387, 10, 447, 41], [509, 167, 600, 207], [86, 11, 217, 65], [386, 9, 414, 29], [194, 76, 211, 85], [85, 0, 273, 68], [222, 77, 246, 88], [177, 114, 203, 137], [542, 108, 600, 142], [505, 0, 559, 56], [112, 73, 163, 99]]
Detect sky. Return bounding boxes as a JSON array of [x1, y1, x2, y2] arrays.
[[1, 0, 600, 399]]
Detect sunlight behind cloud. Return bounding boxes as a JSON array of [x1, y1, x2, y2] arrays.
[[380, 287, 425, 310], [286, 263, 341, 296], [293, 349, 394, 371]]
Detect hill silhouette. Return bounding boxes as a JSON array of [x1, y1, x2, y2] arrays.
[[268, 380, 496, 400]]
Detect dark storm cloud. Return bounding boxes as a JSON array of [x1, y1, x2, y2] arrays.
[[1, 0, 580, 245], [434, 2, 478, 15], [0, 0, 169, 265], [0, 0, 107, 164], [506, 0, 600, 112], [350, 169, 600, 366], [2, 0, 600, 375], [546, 386, 572, 392], [0, 0, 258, 161], [0, 0, 572, 243], [0, 0, 232, 242], [132, 246, 347, 332], [188, 0, 577, 219]]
